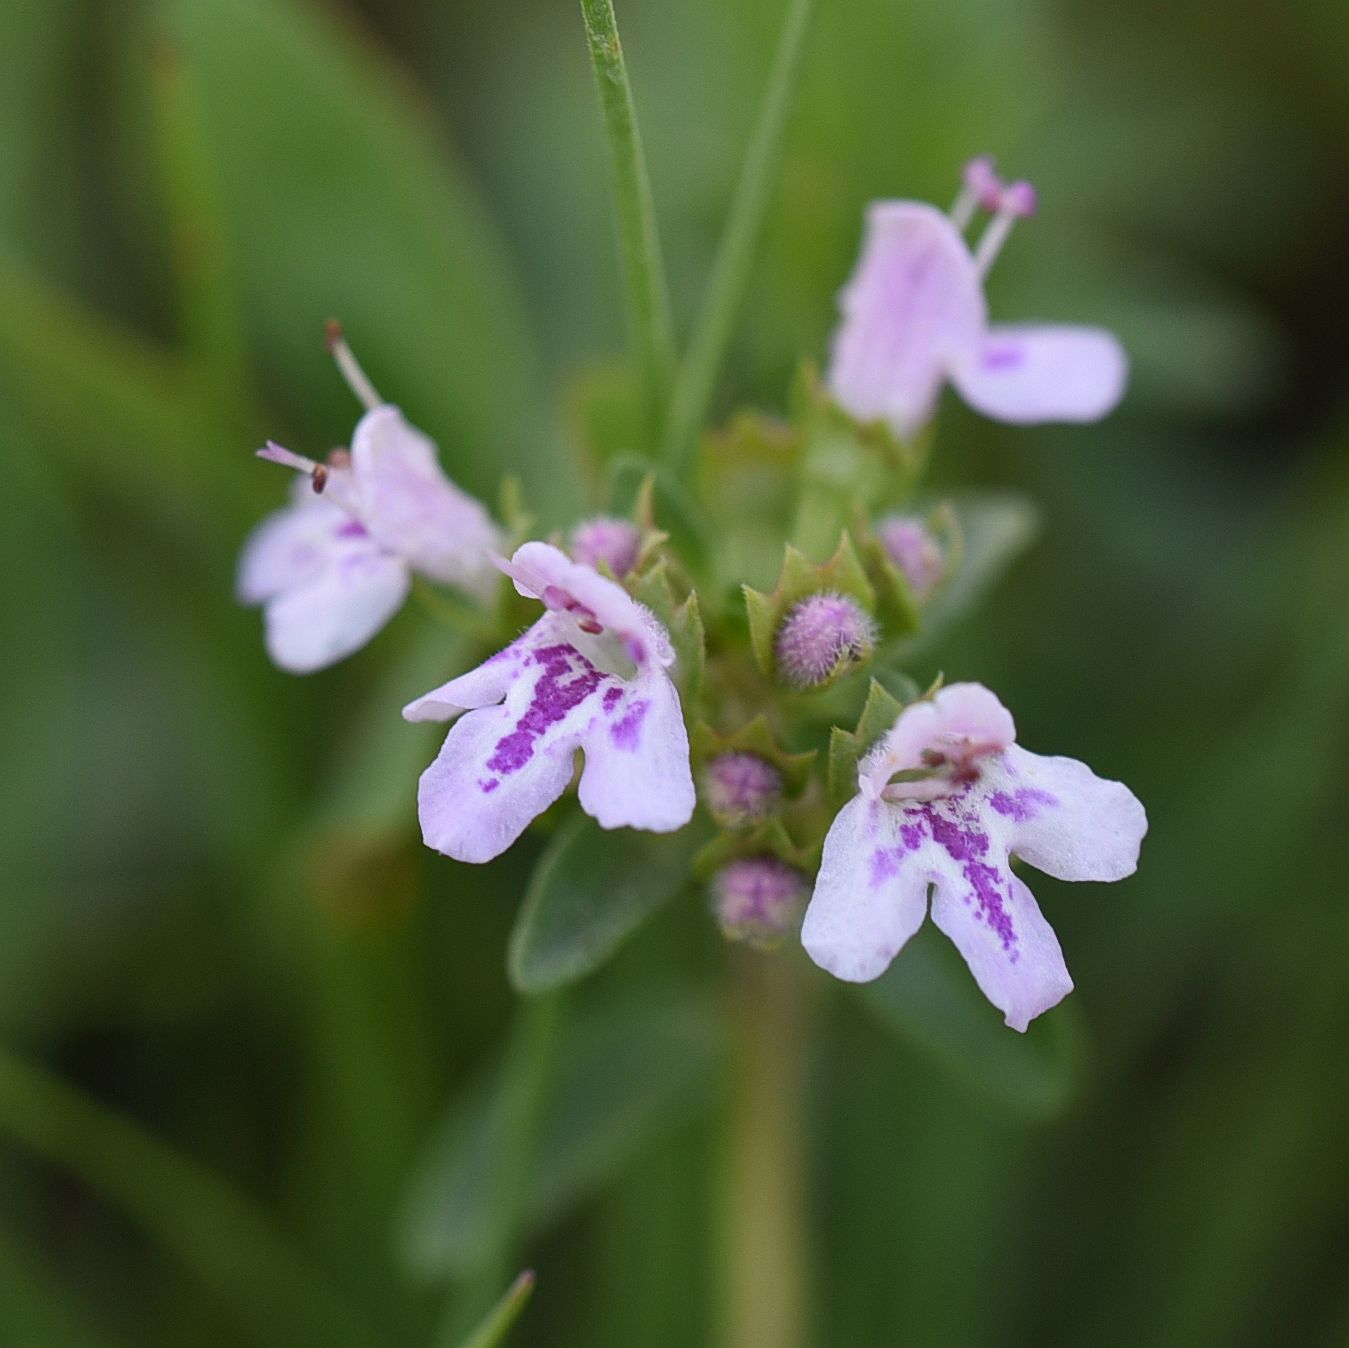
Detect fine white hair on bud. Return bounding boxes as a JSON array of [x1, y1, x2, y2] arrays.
[[712, 856, 810, 949], [569, 516, 642, 577], [704, 752, 783, 826], [774, 592, 876, 690]]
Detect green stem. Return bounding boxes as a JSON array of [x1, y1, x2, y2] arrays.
[[0, 1047, 378, 1348], [580, 0, 676, 442], [662, 0, 817, 476], [720, 953, 810, 1348], [438, 995, 564, 1345], [453, 1269, 537, 1348]]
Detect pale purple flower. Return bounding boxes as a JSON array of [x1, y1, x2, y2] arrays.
[[713, 856, 810, 949], [404, 541, 696, 863], [238, 394, 501, 674], [801, 682, 1146, 1030], [827, 158, 1128, 439], [878, 514, 945, 601]]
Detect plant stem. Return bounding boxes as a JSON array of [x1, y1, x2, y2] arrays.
[[438, 994, 563, 1345], [720, 952, 810, 1348], [0, 1047, 378, 1348], [579, 0, 676, 443], [662, 0, 817, 477]]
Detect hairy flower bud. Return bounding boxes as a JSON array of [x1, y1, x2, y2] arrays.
[[712, 856, 810, 949], [878, 514, 945, 601], [704, 752, 782, 826], [774, 592, 875, 689], [570, 516, 641, 577]]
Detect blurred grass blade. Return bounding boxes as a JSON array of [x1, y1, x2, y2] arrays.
[[451, 1269, 536, 1348], [161, 0, 563, 508], [580, 0, 676, 443], [0, 1219, 110, 1348], [398, 992, 723, 1282], [857, 925, 1083, 1121], [662, 0, 816, 474], [0, 247, 252, 543], [145, 35, 250, 399], [508, 813, 708, 994], [0, 1047, 379, 1348]]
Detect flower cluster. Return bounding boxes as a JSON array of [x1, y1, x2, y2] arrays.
[[239, 162, 1146, 1031]]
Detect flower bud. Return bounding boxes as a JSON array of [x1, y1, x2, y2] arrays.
[[774, 592, 875, 690], [704, 752, 782, 826], [878, 514, 945, 601], [712, 856, 810, 950], [570, 516, 641, 578]]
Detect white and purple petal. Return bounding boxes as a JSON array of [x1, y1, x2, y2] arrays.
[[800, 796, 931, 983], [993, 746, 1147, 882], [576, 672, 695, 832], [949, 323, 1127, 425], [827, 202, 986, 440], [350, 405, 502, 600], [262, 532, 410, 674]]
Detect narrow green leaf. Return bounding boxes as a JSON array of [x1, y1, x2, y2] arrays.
[[663, 0, 818, 473], [0, 1048, 378, 1348], [162, 0, 560, 505], [856, 925, 1083, 1121], [579, 0, 675, 442], [398, 993, 723, 1281], [452, 1270, 536, 1348], [509, 813, 707, 994]]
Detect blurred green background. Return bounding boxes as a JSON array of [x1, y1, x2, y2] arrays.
[[1, 0, 1346, 1344]]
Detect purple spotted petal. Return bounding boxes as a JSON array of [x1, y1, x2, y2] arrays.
[[350, 405, 501, 600], [800, 797, 930, 982], [827, 202, 985, 439], [930, 869, 1072, 1033], [949, 323, 1127, 425], [996, 746, 1147, 882], [577, 673, 695, 832], [406, 592, 695, 862]]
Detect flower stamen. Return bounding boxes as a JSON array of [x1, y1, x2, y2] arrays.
[[973, 179, 1037, 278], [949, 155, 1002, 232], [325, 318, 383, 412]]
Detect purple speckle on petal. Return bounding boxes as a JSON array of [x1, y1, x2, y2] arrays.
[[336, 519, 369, 538], [602, 686, 624, 713], [900, 821, 925, 851], [609, 698, 649, 750], [926, 811, 989, 861], [479, 778, 500, 794], [982, 342, 1024, 372], [963, 860, 1017, 954], [869, 846, 902, 888], [485, 643, 605, 776], [989, 787, 1057, 821]]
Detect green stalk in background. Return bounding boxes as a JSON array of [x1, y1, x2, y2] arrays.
[[580, 0, 676, 444], [438, 994, 564, 1346], [0, 1047, 379, 1348], [662, 0, 816, 476], [719, 953, 811, 1348]]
